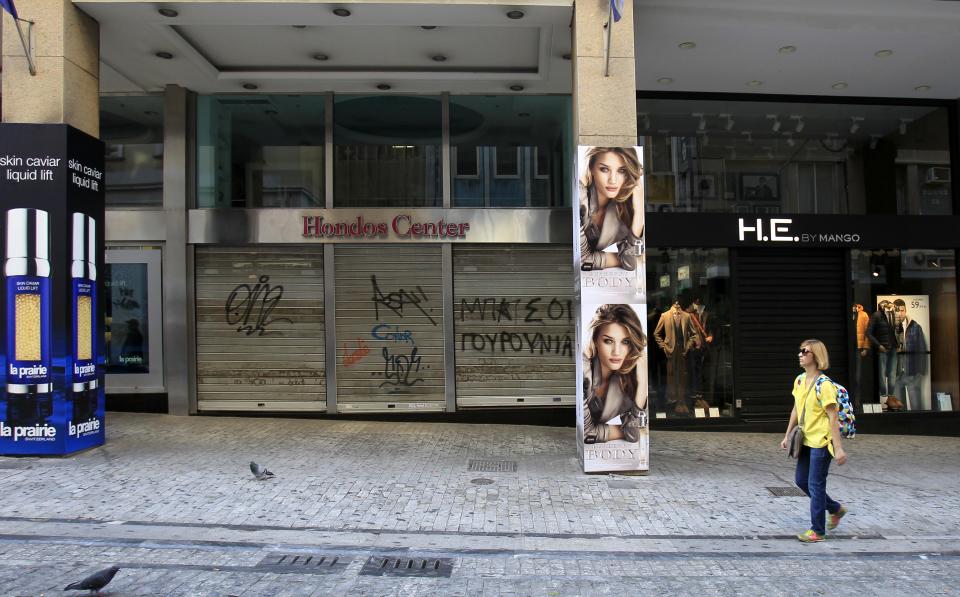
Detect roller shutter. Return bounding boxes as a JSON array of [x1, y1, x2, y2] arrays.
[[734, 248, 848, 420], [335, 245, 445, 412], [195, 246, 326, 411], [453, 245, 575, 407]]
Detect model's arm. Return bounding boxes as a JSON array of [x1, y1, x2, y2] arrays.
[[865, 315, 884, 351]]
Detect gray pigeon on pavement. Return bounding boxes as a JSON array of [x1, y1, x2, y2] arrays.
[[63, 565, 120, 594], [250, 461, 275, 480]]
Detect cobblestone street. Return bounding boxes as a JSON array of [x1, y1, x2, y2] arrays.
[[1, 413, 958, 595]]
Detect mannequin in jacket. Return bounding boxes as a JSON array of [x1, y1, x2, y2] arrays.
[[866, 300, 901, 410], [893, 299, 928, 410], [686, 299, 713, 411], [654, 300, 698, 415], [851, 303, 870, 409]]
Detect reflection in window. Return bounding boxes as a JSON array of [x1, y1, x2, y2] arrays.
[[334, 95, 441, 207], [100, 95, 164, 207], [646, 249, 734, 419], [104, 263, 150, 374], [197, 95, 325, 208], [638, 98, 952, 215], [850, 249, 958, 413], [451, 95, 571, 207]]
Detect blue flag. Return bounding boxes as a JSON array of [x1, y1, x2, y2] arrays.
[[1, 0, 17, 19], [611, 0, 624, 22]]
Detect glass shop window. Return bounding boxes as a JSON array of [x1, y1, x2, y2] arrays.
[[646, 248, 734, 419], [100, 95, 164, 207], [333, 95, 441, 207], [450, 95, 572, 207], [197, 95, 325, 208], [638, 98, 952, 215], [850, 249, 958, 414]]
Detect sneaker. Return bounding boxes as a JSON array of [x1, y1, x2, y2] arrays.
[[827, 506, 848, 531], [797, 529, 825, 543]]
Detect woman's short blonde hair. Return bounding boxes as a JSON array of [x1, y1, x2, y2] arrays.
[[800, 339, 830, 371]]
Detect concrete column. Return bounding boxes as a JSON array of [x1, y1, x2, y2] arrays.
[[1, 0, 99, 137], [573, 0, 637, 147]]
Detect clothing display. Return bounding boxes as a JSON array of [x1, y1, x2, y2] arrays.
[[579, 184, 641, 271], [654, 303, 698, 413], [851, 304, 870, 408], [896, 318, 929, 410], [866, 303, 898, 403]]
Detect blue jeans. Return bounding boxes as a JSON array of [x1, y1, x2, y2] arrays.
[[877, 349, 897, 397], [795, 446, 841, 535]]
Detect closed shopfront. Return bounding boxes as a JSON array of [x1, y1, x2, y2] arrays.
[[195, 246, 326, 411], [453, 245, 575, 407], [334, 245, 446, 412]]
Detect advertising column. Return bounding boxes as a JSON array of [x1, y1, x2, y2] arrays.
[[0, 124, 106, 455], [574, 147, 648, 473]]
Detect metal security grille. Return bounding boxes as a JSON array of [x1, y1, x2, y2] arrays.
[[334, 245, 445, 411], [467, 459, 518, 472], [256, 553, 351, 574], [767, 486, 807, 497], [195, 246, 326, 411], [360, 556, 454, 578], [453, 245, 575, 407], [734, 248, 848, 420]]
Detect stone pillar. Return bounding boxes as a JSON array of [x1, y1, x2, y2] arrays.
[[573, 0, 637, 147], [2, 0, 100, 137]]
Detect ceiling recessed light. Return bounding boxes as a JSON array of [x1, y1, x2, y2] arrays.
[[832, 82, 848, 90], [678, 41, 696, 50], [155, 51, 173, 60], [376, 83, 392, 91], [656, 77, 674, 85], [746, 80, 763, 87], [420, 25, 437, 30], [914, 85, 932, 92], [561, 53, 571, 60], [506, 10, 525, 20], [778, 45, 797, 54], [242, 83, 259, 90], [431, 54, 447, 62], [874, 49, 894, 58], [332, 8, 351, 17], [313, 53, 329, 61], [509, 84, 524, 91], [157, 7, 178, 18]]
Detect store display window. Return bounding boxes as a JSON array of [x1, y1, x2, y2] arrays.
[[333, 95, 441, 207], [638, 97, 952, 216], [450, 95, 571, 207], [850, 249, 958, 413], [646, 249, 735, 419], [101, 95, 164, 207], [197, 95, 325, 208]]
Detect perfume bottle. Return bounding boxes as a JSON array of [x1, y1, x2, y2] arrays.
[[71, 213, 98, 422], [5, 208, 52, 425]]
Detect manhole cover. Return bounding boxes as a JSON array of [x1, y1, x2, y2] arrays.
[[360, 556, 454, 578], [766, 486, 806, 497], [467, 459, 517, 472], [256, 553, 352, 574], [470, 478, 494, 485]]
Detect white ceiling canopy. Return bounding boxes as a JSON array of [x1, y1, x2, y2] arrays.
[[77, 1, 573, 94], [634, 0, 960, 98]]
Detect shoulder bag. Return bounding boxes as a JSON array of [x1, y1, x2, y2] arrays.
[[787, 378, 809, 459]]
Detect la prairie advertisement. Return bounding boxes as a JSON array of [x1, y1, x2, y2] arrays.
[[574, 146, 649, 473]]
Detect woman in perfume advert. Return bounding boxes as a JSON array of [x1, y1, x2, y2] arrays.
[[578, 147, 644, 271], [582, 304, 648, 444]]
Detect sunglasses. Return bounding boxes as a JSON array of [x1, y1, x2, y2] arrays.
[[798, 348, 813, 356]]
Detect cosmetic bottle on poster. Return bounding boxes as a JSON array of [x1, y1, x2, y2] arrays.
[[71, 213, 98, 422], [4, 208, 53, 425]]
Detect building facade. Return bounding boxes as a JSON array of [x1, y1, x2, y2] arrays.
[[4, 0, 958, 433]]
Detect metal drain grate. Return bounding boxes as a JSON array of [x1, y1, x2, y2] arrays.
[[360, 556, 454, 578], [256, 553, 352, 574], [467, 459, 517, 472], [766, 486, 806, 497]]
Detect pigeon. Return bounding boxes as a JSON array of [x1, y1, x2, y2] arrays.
[[63, 565, 120, 594], [250, 461, 275, 480]]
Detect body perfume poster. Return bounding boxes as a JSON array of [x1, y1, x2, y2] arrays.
[[0, 124, 106, 455], [574, 146, 649, 473]]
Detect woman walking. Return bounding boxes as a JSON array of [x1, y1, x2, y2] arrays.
[[780, 339, 848, 542]]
